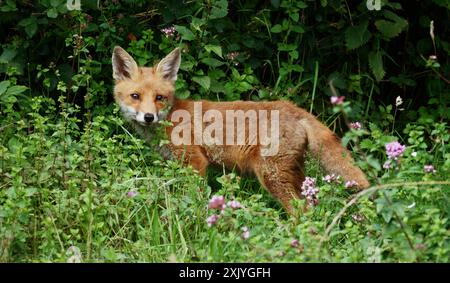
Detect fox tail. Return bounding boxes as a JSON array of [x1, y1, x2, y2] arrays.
[[300, 116, 370, 189]]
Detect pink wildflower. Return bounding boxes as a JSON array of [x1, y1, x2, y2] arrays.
[[345, 180, 358, 188], [301, 177, 319, 206], [424, 165, 436, 173], [161, 26, 176, 38], [350, 122, 362, 130], [330, 96, 345, 105], [291, 239, 299, 248], [383, 161, 392, 169], [385, 141, 406, 160], [227, 200, 242, 210], [208, 195, 225, 210], [241, 226, 250, 240], [206, 214, 220, 227], [322, 174, 341, 184], [127, 191, 138, 197]]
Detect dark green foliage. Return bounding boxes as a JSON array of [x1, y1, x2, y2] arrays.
[[0, 0, 449, 262]]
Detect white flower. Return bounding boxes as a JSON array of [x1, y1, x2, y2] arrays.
[[395, 96, 403, 107], [366, 0, 381, 11]]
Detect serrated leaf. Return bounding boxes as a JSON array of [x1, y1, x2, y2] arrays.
[[192, 76, 211, 90], [210, 0, 228, 20], [174, 25, 195, 41], [204, 44, 223, 58], [375, 11, 408, 39], [368, 51, 385, 81], [345, 21, 371, 50]]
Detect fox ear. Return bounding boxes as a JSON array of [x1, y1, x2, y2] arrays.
[[156, 48, 181, 81], [112, 46, 139, 81]]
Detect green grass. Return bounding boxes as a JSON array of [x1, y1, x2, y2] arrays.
[[0, 98, 448, 263]]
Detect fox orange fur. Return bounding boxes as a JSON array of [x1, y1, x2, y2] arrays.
[[112, 46, 370, 213]]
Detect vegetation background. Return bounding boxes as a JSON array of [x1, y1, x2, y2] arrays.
[[0, 0, 449, 262]]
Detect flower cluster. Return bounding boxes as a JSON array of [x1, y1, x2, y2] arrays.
[[385, 141, 406, 160], [345, 180, 358, 188], [161, 26, 177, 38], [322, 174, 341, 184], [127, 191, 138, 197], [301, 177, 319, 206], [290, 239, 299, 248], [206, 195, 242, 227], [241, 226, 250, 240], [206, 214, 220, 227], [208, 195, 226, 210], [424, 165, 436, 173], [226, 51, 239, 61], [350, 122, 362, 130], [330, 96, 345, 105]]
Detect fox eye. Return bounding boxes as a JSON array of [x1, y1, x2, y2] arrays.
[[156, 95, 164, 101], [130, 93, 140, 100]]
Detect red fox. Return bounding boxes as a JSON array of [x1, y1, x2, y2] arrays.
[[112, 46, 370, 213]]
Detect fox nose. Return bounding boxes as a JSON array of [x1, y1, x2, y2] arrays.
[[144, 113, 155, 123]]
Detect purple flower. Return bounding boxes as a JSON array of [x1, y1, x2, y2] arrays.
[[241, 226, 250, 240], [322, 174, 341, 184], [206, 214, 220, 227], [291, 239, 299, 248], [330, 96, 345, 105], [385, 141, 406, 160], [227, 200, 242, 210], [424, 165, 436, 173], [161, 26, 176, 38], [350, 122, 362, 130], [345, 180, 358, 188], [301, 177, 319, 206], [383, 161, 392, 169], [208, 195, 225, 210], [127, 191, 138, 197]]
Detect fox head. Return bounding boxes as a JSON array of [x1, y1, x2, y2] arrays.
[[112, 46, 181, 125]]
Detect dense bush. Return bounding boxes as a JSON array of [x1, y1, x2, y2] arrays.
[[0, 0, 448, 262]]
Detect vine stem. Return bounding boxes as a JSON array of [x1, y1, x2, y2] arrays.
[[318, 181, 450, 251]]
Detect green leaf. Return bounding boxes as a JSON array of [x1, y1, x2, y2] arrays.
[[6, 85, 28, 96], [47, 8, 58, 18], [0, 48, 17, 64], [201, 58, 225, 67], [289, 13, 299, 22], [271, 24, 283, 33], [192, 76, 211, 90], [277, 43, 297, 51], [210, 0, 228, 20], [345, 21, 371, 50], [366, 155, 381, 171], [375, 11, 408, 39], [291, 25, 305, 33], [368, 51, 385, 81], [174, 25, 195, 41], [204, 44, 223, 58], [18, 17, 38, 38], [0, 81, 11, 95]]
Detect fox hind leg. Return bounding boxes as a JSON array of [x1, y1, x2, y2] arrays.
[[252, 158, 304, 214]]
